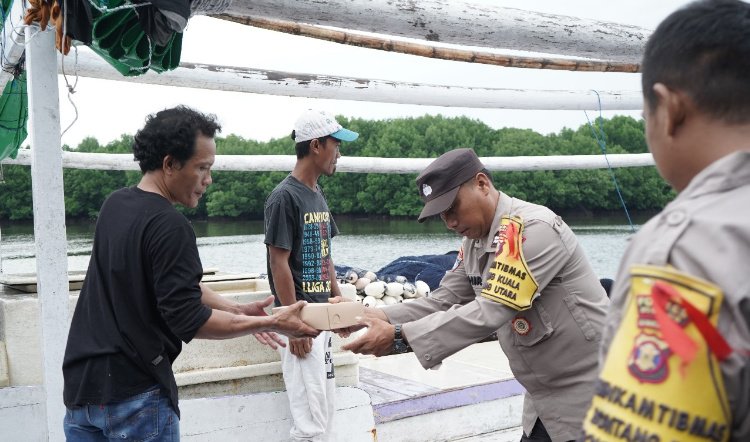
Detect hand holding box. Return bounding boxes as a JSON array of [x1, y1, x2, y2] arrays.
[[272, 302, 364, 331]]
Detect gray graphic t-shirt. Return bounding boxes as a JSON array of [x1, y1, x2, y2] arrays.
[[264, 175, 339, 305]]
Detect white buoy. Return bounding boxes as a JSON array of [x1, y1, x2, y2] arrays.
[[375, 299, 386, 307], [354, 277, 371, 291], [357, 295, 364, 302], [403, 282, 417, 298], [395, 275, 408, 284], [339, 283, 358, 301], [382, 295, 399, 305], [362, 296, 378, 307], [345, 269, 359, 284], [385, 282, 404, 297], [415, 280, 430, 298], [364, 280, 386, 299], [364, 271, 377, 281], [396, 295, 404, 303]]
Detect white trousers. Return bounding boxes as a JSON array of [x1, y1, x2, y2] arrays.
[[280, 331, 335, 442]]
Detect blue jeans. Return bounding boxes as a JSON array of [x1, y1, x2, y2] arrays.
[[64, 386, 179, 441]]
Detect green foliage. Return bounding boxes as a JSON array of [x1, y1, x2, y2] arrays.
[[0, 115, 674, 221], [0, 165, 33, 220]]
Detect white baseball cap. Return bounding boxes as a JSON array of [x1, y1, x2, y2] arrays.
[[293, 110, 359, 143]]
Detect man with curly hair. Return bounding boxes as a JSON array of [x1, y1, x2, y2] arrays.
[[62, 106, 318, 441]]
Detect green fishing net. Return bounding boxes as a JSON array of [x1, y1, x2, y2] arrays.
[[89, 0, 182, 76], [0, 72, 28, 162]]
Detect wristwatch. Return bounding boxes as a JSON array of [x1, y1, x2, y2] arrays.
[[393, 324, 411, 354]]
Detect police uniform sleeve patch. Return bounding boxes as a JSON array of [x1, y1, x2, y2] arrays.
[[479, 216, 539, 310], [582, 265, 732, 442]]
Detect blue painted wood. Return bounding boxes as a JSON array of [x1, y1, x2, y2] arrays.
[[358, 367, 440, 405], [372, 378, 525, 424]]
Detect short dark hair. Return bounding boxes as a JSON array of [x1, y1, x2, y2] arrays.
[[642, 0, 750, 123], [290, 130, 330, 159], [133, 106, 221, 173]]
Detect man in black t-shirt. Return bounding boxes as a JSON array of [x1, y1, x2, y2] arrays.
[[265, 109, 358, 441], [63, 106, 318, 441]]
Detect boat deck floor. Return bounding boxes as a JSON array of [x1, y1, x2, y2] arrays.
[[357, 341, 524, 440]]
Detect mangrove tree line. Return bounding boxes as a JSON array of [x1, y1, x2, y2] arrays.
[[0, 115, 673, 221]]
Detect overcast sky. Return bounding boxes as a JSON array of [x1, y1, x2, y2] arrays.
[[56, 0, 693, 148]]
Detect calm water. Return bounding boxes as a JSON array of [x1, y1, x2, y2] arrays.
[[0, 216, 640, 279]]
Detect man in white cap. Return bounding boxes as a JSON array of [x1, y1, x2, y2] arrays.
[[264, 110, 358, 441]]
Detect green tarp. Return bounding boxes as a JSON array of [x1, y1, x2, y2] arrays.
[[0, 72, 28, 162]]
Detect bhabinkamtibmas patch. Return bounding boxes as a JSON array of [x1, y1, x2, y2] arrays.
[[582, 265, 732, 442], [480, 216, 539, 310]]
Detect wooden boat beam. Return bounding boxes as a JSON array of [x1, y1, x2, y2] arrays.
[[2, 150, 655, 173], [220, 0, 650, 63], [65, 50, 642, 111], [215, 15, 642, 73]]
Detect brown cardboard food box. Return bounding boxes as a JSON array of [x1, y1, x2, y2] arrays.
[[272, 302, 365, 330]]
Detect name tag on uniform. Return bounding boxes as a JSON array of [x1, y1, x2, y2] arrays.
[[479, 216, 539, 310]]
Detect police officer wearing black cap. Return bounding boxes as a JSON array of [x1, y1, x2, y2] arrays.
[[343, 148, 609, 442]]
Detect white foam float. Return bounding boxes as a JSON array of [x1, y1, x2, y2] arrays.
[[339, 283, 358, 301], [364, 280, 386, 299], [402, 282, 417, 298], [382, 295, 399, 305], [362, 295, 378, 307], [354, 277, 371, 291], [415, 280, 430, 298], [385, 282, 404, 297]]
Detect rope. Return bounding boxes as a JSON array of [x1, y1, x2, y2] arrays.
[[584, 90, 636, 233], [85, 0, 151, 14], [60, 0, 79, 137]]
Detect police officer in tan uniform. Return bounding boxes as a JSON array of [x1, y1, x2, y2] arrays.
[[343, 148, 609, 442], [582, 2, 750, 441]]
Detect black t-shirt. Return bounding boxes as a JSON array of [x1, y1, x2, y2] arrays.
[[63, 186, 212, 416], [264, 175, 339, 305]]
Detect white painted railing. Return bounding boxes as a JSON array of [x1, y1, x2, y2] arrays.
[[223, 0, 650, 63], [2, 150, 654, 172], [65, 50, 642, 111], [25, 26, 69, 442]]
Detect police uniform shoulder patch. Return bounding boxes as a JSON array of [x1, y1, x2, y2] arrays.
[[479, 215, 539, 311], [583, 265, 732, 442]]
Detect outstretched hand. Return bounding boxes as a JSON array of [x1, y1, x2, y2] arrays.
[[238, 295, 275, 317], [253, 331, 286, 349], [237, 296, 287, 349], [331, 303, 387, 338], [341, 316, 395, 357], [273, 301, 320, 339]]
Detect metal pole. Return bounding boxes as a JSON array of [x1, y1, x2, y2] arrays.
[[25, 25, 68, 442]]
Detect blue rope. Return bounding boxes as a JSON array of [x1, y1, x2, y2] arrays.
[[584, 90, 636, 233]]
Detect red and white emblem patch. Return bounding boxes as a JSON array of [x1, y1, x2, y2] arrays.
[[512, 317, 531, 335]]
